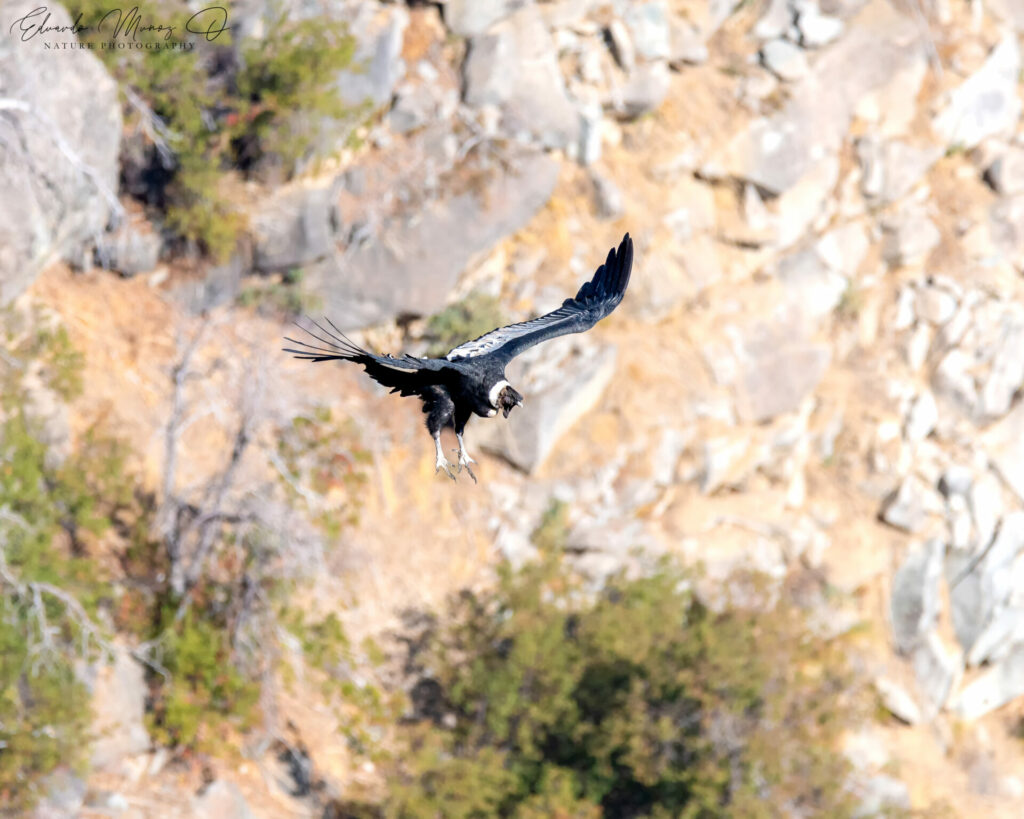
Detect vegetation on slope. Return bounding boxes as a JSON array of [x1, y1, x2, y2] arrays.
[[66, 0, 362, 259], [385, 554, 862, 818], [0, 315, 127, 809], [1, 316, 875, 816]]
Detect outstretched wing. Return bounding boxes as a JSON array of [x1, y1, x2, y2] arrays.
[[445, 233, 633, 365], [284, 318, 455, 397]]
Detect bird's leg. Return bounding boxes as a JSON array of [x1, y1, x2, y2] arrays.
[[453, 432, 478, 484], [434, 432, 456, 481]]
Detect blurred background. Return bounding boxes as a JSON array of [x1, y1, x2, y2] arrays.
[[2, 0, 1024, 815]]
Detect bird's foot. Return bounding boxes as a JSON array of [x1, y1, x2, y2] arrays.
[[435, 453, 457, 481], [452, 449, 478, 484]]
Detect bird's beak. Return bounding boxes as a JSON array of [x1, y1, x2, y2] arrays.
[[502, 405, 513, 418]]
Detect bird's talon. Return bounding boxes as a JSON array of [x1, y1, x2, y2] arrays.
[[451, 449, 464, 473], [435, 456, 457, 481]]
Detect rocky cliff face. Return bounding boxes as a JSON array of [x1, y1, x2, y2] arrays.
[[0, 0, 122, 303], [14, 0, 1024, 815]]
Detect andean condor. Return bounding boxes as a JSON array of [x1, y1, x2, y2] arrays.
[[284, 233, 633, 482]]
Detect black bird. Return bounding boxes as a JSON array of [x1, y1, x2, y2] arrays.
[[284, 233, 633, 482]]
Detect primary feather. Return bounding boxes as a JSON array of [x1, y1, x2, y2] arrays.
[[444, 232, 633, 364], [283, 318, 453, 397]]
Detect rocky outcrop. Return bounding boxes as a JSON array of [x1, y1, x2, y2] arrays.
[[302, 150, 559, 329], [337, 3, 409, 110], [251, 179, 341, 274], [463, 5, 581, 150], [0, 0, 121, 302], [95, 213, 162, 277], [88, 647, 150, 771]]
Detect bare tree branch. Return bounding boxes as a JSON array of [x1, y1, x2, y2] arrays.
[[0, 515, 169, 681], [123, 86, 178, 169]]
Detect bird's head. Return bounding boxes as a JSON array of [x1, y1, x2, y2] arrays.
[[497, 385, 523, 418]]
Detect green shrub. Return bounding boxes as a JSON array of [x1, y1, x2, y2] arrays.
[[66, 0, 362, 258], [0, 412, 134, 810], [276, 406, 371, 536], [235, 15, 363, 170], [277, 605, 400, 764], [425, 293, 507, 358], [146, 605, 261, 752], [1, 310, 84, 402], [531, 499, 571, 553], [0, 619, 92, 812], [237, 269, 323, 318], [387, 557, 862, 818]]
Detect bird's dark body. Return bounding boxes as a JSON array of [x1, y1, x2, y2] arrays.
[[284, 233, 634, 481], [420, 358, 505, 436]]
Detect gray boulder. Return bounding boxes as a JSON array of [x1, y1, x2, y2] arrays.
[[0, 0, 121, 303], [874, 677, 922, 725], [590, 171, 624, 220], [989, 194, 1024, 270], [606, 19, 636, 71], [625, 237, 722, 321], [912, 632, 961, 717], [734, 320, 831, 423], [668, 17, 709, 66], [761, 38, 810, 82], [337, 3, 409, 110], [889, 538, 944, 653], [707, 0, 925, 195], [305, 151, 559, 329], [967, 607, 1024, 667], [96, 214, 162, 277], [879, 477, 931, 534], [949, 512, 1024, 654], [951, 643, 1024, 720], [856, 138, 941, 205], [250, 178, 340, 273], [623, 2, 672, 61], [463, 6, 580, 150], [753, 0, 794, 40], [796, 4, 844, 47], [389, 71, 459, 136], [172, 245, 250, 314], [444, 0, 524, 36], [90, 648, 150, 770], [933, 33, 1021, 151], [616, 61, 671, 120], [776, 249, 848, 324]]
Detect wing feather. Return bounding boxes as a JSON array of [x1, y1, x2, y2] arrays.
[[283, 319, 454, 396], [445, 233, 633, 364]]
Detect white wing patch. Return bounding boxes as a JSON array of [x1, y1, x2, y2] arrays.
[[374, 354, 423, 372], [445, 308, 576, 361]]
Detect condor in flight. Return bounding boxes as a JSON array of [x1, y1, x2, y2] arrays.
[[284, 233, 633, 483]]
